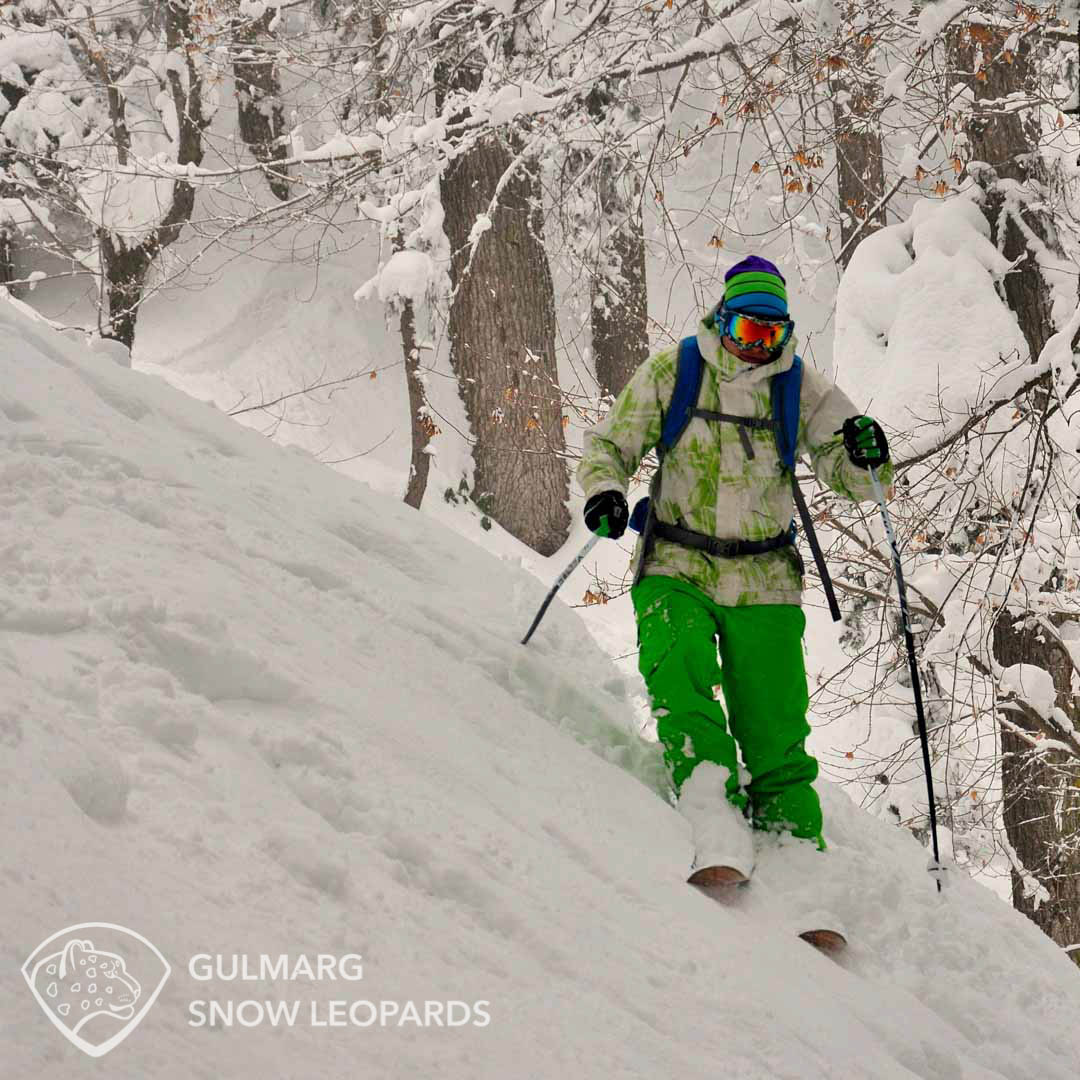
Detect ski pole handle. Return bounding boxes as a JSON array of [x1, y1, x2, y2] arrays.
[[869, 468, 911, 639], [520, 532, 602, 645], [867, 465, 889, 521]]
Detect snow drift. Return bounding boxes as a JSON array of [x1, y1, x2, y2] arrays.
[[3, 295, 1080, 1080]]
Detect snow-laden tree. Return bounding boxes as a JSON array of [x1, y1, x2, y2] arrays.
[[558, 0, 1080, 957], [942, 2, 1080, 959], [809, 0, 1080, 961], [5, 0, 1080, 954], [833, 185, 1080, 963], [349, 0, 722, 547], [0, 0, 226, 346]]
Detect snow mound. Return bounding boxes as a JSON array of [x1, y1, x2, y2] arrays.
[[834, 195, 1031, 457], [3, 293, 1080, 1078]]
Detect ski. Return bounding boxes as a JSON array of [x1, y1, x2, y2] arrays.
[[689, 866, 848, 953], [687, 865, 750, 888], [798, 928, 848, 955]]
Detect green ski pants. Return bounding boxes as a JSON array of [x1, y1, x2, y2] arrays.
[[631, 574, 823, 842]]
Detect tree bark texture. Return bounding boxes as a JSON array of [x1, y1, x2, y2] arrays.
[[591, 165, 649, 398], [99, 0, 206, 349], [0, 225, 14, 291], [99, 235, 155, 349], [437, 57, 570, 556], [947, 19, 1080, 959], [234, 9, 289, 201], [570, 81, 649, 398], [948, 22, 1057, 360], [992, 611, 1080, 966], [831, 70, 886, 269], [402, 289, 435, 509]]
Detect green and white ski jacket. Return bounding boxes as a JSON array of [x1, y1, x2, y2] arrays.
[[577, 308, 894, 608]]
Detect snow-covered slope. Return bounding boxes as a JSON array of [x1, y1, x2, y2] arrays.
[[3, 295, 1080, 1080]]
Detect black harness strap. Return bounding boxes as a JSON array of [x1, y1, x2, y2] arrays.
[[692, 410, 775, 428], [692, 405, 842, 622], [653, 520, 795, 558], [692, 409, 775, 460]]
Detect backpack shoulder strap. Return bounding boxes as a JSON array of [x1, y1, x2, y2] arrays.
[[772, 354, 842, 622], [771, 353, 802, 471], [659, 335, 705, 456]]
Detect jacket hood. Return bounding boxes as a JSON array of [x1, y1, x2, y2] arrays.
[[697, 301, 797, 384]]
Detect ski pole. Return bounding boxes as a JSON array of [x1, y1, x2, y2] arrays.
[[521, 521, 609, 646], [868, 466, 945, 893]]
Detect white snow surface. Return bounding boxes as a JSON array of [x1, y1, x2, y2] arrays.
[[4, 295, 1080, 1078], [915, 0, 971, 46], [999, 663, 1058, 721], [356, 249, 437, 306]]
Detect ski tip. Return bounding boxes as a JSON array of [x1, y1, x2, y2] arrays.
[[687, 865, 750, 888], [798, 928, 847, 954]]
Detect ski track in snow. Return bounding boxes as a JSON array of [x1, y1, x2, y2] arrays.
[[3, 293, 1080, 1078]]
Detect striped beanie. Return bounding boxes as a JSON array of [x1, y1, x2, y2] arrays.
[[722, 256, 788, 319]]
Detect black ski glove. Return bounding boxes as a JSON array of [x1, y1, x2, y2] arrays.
[[838, 415, 889, 469], [584, 490, 629, 539]]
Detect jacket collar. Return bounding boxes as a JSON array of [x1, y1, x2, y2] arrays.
[[696, 301, 797, 385]]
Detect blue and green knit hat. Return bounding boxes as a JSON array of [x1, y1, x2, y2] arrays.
[[721, 256, 788, 319]]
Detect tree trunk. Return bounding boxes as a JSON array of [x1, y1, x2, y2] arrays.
[[948, 19, 1080, 957], [362, 0, 433, 509], [99, 233, 154, 350], [234, 9, 289, 201], [993, 612, 1080, 967], [831, 67, 886, 268], [591, 165, 649, 398], [99, 0, 206, 350], [948, 21, 1056, 359], [401, 280, 435, 509], [570, 82, 649, 398], [436, 54, 570, 555], [0, 224, 15, 294]]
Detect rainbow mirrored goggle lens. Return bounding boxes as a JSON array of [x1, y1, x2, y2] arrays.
[[722, 312, 793, 352]]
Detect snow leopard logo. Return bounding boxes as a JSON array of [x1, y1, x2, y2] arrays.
[[21, 923, 171, 1057]]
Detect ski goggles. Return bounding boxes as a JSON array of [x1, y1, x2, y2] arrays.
[[719, 310, 793, 353]]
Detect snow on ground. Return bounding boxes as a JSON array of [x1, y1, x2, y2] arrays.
[[4, 291, 1080, 1079]]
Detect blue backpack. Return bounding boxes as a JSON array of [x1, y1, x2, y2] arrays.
[[627, 335, 840, 621]]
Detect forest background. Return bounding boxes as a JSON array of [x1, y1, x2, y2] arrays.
[[3, 0, 1080, 963]]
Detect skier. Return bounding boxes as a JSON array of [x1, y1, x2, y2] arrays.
[[577, 256, 891, 888]]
